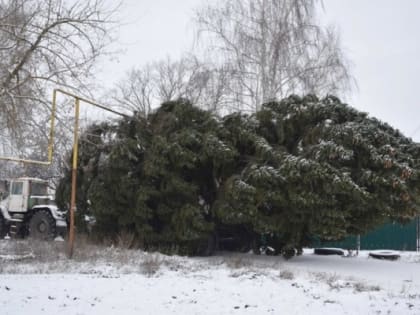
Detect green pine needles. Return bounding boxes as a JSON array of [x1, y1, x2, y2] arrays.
[[56, 96, 420, 257]]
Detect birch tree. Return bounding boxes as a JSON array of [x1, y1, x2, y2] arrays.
[[194, 0, 352, 112]]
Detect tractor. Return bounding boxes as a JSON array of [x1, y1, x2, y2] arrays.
[[0, 177, 67, 239]]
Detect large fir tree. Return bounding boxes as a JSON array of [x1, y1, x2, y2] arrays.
[[57, 96, 420, 257]]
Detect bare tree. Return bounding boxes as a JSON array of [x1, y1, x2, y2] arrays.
[[111, 66, 154, 117], [0, 0, 117, 137], [194, 0, 353, 112], [110, 55, 229, 116], [153, 56, 224, 108], [0, 0, 118, 181]]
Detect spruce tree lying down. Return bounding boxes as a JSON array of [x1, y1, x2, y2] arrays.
[[56, 96, 420, 257]]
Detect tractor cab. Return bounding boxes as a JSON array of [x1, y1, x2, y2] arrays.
[[2, 178, 53, 213], [0, 177, 67, 239]]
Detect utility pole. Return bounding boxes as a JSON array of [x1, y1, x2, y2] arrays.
[[52, 89, 128, 258]]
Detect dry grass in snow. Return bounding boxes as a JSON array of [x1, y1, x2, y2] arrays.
[[0, 239, 420, 314]]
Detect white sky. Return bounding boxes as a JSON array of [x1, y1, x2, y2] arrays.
[[97, 0, 420, 141]]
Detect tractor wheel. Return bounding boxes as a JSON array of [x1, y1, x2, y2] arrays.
[[0, 214, 8, 239], [29, 210, 56, 240]]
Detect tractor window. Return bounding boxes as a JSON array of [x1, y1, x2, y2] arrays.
[[11, 182, 23, 195], [31, 182, 48, 196]]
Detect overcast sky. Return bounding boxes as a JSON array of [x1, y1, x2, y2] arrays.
[[98, 0, 420, 141]]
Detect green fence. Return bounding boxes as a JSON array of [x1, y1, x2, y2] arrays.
[[315, 217, 420, 251]]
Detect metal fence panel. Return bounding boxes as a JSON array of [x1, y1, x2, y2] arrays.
[[314, 218, 418, 251]]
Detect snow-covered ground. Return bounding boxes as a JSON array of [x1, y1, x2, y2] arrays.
[[0, 240, 419, 315]]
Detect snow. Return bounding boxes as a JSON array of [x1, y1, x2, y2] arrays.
[[0, 253, 35, 261], [324, 119, 333, 127], [235, 180, 256, 192], [0, 241, 420, 315], [198, 195, 205, 206]]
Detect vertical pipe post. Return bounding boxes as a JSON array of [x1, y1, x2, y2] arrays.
[[417, 216, 420, 252], [67, 98, 80, 258], [48, 90, 57, 163]]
